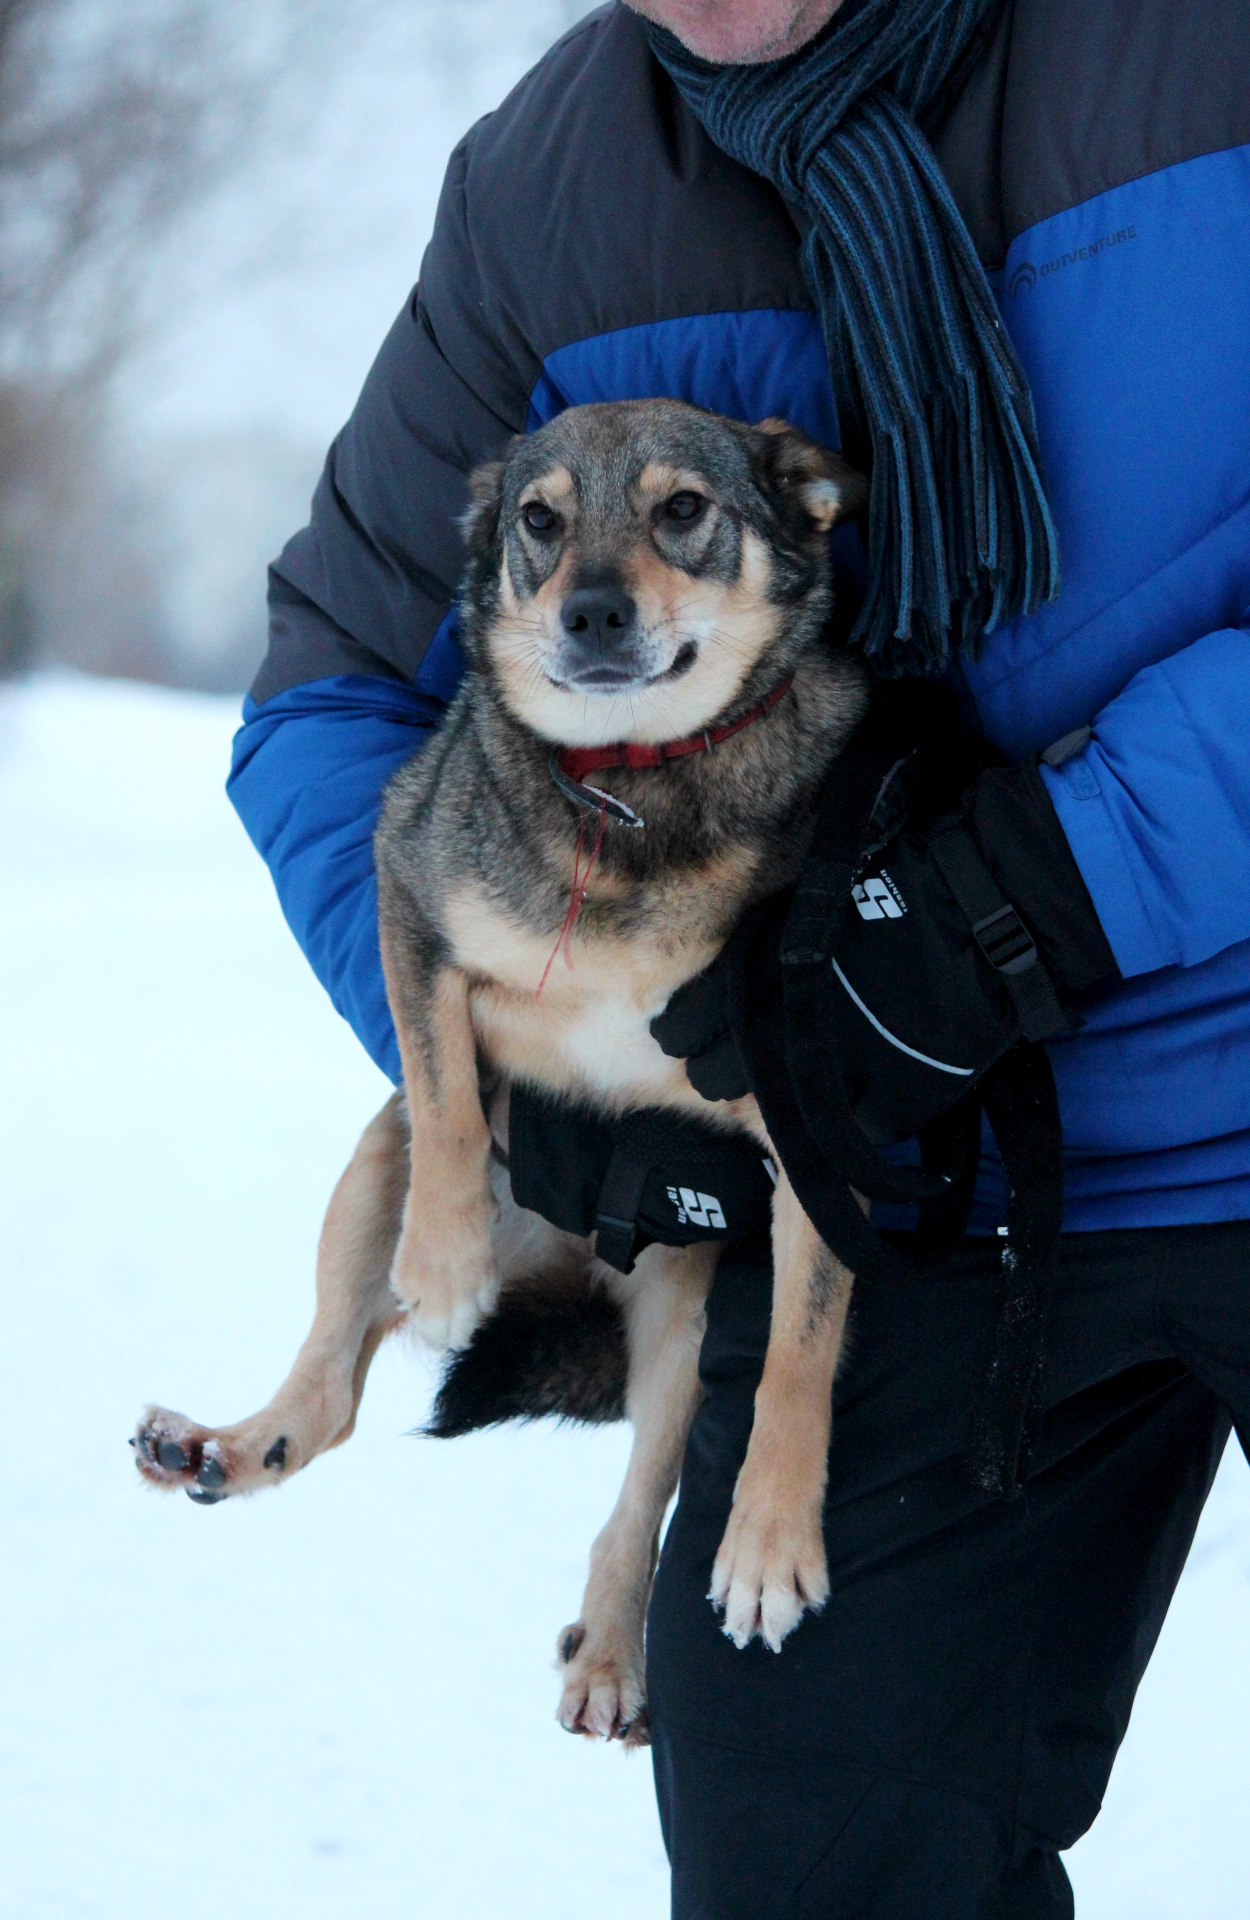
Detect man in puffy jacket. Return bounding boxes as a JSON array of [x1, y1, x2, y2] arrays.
[[228, 0, 1250, 1911]]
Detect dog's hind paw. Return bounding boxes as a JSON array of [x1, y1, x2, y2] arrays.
[[132, 1406, 293, 1504], [709, 1488, 829, 1653], [555, 1619, 649, 1747]]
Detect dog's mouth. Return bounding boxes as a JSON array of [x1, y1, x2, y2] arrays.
[[549, 641, 699, 695]]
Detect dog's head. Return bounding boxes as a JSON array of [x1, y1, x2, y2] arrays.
[[458, 399, 866, 748]]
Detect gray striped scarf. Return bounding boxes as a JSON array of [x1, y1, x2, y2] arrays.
[[648, 0, 1060, 674]]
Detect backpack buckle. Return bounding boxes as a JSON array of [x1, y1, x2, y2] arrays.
[[972, 903, 1038, 976]]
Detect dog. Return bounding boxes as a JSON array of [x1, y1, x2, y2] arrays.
[[134, 398, 871, 1745]]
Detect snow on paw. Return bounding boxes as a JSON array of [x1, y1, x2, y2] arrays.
[[709, 1488, 829, 1653], [555, 1619, 648, 1745], [131, 1406, 293, 1503], [133, 1409, 231, 1502]]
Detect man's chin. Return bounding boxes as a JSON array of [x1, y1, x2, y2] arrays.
[[623, 0, 839, 66]]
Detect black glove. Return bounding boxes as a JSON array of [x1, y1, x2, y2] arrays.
[[789, 749, 1117, 1148], [652, 713, 1118, 1149]]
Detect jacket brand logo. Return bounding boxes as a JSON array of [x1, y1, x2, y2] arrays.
[[666, 1187, 727, 1230], [853, 874, 906, 920], [1009, 226, 1137, 297]]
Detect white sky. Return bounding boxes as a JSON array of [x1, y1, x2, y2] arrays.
[[118, 1, 595, 451]]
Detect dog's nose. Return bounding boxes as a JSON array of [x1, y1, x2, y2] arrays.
[[560, 585, 637, 649]]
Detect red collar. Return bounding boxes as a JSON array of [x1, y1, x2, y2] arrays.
[[537, 671, 796, 986], [556, 675, 794, 784]]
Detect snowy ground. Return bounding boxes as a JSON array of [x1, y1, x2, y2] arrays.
[[1, 673, 1247, 1919]]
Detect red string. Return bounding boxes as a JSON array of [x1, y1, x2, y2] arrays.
[[536, 797, 608, 996]]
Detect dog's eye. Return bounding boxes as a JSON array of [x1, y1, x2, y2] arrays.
[[521, 502, 559, 535], [663, 491, 706, 524]]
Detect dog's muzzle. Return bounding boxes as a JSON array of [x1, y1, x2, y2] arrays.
[[554, 583, 654, 690]]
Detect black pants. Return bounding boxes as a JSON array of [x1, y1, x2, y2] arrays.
[[647, 1222, 1250, 1918]]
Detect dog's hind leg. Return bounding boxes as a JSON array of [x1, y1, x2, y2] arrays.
[[134, 1094, 407, 1504], [556, 1239, 716, 1746]]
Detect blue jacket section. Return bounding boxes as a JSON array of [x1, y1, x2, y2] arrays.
[[1041, 626, 1250, 980], [230, 138, 1250, 1233], [528, 309, 841, 442], [956, 147, 1250, 1229], [228, 673, 447, 1083]]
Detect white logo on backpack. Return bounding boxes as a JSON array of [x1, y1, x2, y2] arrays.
[[666, 1186, 727, 1230], [852, 872, 906, 920]]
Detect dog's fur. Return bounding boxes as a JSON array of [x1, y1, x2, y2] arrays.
[[135, 399, 871, 1744]]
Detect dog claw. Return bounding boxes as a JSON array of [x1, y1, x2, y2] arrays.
[[263, 1437, 288, 1471], [555, 1619, 647, 1743], [618, 1704, 651, 1749]]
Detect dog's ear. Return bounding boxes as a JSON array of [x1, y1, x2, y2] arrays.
[[753, 418, 869, 532], [459, 448, 514, 562]]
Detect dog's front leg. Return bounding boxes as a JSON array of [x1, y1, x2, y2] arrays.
[[710, 1167, 852, 1652], [556, 1240, 716, 1746], [382, 932, 498, 1351]]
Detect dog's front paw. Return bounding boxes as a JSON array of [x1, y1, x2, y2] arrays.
[[709, 1469, 829, 1653], [555, 1619, 649, 1747], [391, 1221, 498, 1351], [131, 1406, 295, 1505]]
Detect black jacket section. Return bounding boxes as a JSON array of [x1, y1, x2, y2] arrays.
[[256, 0, 1250, 703]]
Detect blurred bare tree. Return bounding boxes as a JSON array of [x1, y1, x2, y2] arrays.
[[0, 0, 597, 688], [0, 0, 300, 678]]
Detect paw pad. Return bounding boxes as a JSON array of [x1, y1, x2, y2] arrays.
[[132, 1416, 230, 1505]]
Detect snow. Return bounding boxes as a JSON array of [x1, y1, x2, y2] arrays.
[[0, 672, 1247, 1918]]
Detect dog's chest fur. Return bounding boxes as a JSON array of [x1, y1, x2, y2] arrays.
[[377, 650, 870, 1133], [445, 847, 759, 1120]]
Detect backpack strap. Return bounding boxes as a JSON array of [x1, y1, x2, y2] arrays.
[[927, 818, 1071, 1044], [966, 1041, 1065, 1498], [592, 1147, 652, 1272]]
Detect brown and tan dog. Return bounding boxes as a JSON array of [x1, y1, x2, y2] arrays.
[[134, 398, 870, 1744]]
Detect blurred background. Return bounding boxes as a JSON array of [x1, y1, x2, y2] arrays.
[[0, 0, 591, 693], [0, 5, 1247, 1918]]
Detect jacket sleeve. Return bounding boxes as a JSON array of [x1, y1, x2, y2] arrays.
[[227, 124, 535, 1075], [227, 647, 460, 1084], [1040, 614, 1250, 978]]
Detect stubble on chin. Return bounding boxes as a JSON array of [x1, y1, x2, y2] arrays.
[[624, 0, 843, 66]]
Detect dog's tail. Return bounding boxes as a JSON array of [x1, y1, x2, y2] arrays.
[[424, 1274, 628, 1439]]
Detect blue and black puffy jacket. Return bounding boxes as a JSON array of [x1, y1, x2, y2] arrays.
[[229, 0, 1250, 1234]]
